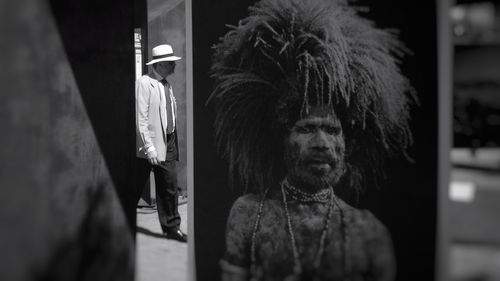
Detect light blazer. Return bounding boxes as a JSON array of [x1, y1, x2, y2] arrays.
[[135, 73, 169, 161]]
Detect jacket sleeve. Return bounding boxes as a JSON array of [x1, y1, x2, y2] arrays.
[[136, 78, 154, 154]]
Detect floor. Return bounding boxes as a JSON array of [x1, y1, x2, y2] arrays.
[[449, 148, 500, 281], [135, 202, 188, 281]]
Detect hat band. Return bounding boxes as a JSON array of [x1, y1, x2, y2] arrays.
[[152, 53, 175, 59]]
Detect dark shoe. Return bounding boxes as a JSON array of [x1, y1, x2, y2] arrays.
[[165, 229, 187, 243]]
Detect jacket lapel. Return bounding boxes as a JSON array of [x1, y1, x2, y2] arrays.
[[149, 76, 168, 140]]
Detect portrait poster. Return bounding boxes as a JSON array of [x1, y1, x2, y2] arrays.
[[191, 0, 439, 280]]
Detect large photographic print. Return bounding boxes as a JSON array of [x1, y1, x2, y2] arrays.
[[193, 0, 438, 280]]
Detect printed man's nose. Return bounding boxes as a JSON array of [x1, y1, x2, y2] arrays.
[[311, 131, 329, 152]]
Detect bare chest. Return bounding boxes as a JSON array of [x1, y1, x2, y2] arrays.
[[252, 201, 369, 280]]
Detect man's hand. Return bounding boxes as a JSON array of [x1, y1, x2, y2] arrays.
[[178, 188, 188, 205], [147, 150, 160, 165], [179, 188, 188, 199]]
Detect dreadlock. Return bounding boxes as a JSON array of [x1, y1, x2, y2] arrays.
[[209, 0, 417, 195]]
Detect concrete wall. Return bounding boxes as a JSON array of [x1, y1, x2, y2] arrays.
[[147, 0, 188, 191], [0, 0, 139, 280]]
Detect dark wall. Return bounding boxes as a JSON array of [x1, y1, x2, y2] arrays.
[[192, 1, 438, 281], [354, 1, 439, 280], [0, 0, 141, 280], [192, 2, 256, 280], [48, 0, 140, 229]]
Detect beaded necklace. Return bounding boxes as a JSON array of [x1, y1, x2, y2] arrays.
[[249, 179, 350, 281], [250, 189, 269, 281], [282, 178, 332, 203]]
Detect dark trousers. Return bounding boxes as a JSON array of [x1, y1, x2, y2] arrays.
[[135, 157, 180, 233]]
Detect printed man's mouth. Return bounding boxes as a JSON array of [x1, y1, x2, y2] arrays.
[[307, 159, 334, 172]]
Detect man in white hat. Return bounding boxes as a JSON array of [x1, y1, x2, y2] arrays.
[[135, 44, 187, 242]]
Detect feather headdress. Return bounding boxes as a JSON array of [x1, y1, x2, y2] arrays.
[[209, 0, 416, 194]]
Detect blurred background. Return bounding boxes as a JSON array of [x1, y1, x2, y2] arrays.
[[448, 0, 500, 280]]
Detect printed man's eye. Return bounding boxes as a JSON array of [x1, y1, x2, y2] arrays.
[[295, 125, 310, 134], [324, 126, 340, 135]]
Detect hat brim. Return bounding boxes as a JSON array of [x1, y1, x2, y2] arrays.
[[146, 56, 182, 65]]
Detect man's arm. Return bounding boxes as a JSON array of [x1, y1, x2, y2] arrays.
[[364, 211, 396, 281], [135, 78, 159, 165], [221, 195, 259, 281]]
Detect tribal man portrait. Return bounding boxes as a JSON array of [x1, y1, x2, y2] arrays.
[[208, 0, 417, 280]]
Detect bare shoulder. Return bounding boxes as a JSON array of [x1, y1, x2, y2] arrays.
[[336, 198, 391, 237], [231, 194, 261, 209], [225, 194, 265, 240], [358, 209, 389, 232], [355, 211, 391, 242], [223, 194, 262, 266], [227, 194, 261, 226]]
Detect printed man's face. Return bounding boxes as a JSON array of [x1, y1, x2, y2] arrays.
[[285, 105, 346, 191], [154, 61, 176, 78]]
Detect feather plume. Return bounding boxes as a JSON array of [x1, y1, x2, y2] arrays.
[[209, 0, 417, 194]]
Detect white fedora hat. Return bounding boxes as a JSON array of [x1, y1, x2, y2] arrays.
[[146, 44, 182, 65]]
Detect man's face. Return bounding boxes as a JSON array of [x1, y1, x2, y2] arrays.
[[285, 106, 346, 191], [154, 61, 176, 78]]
